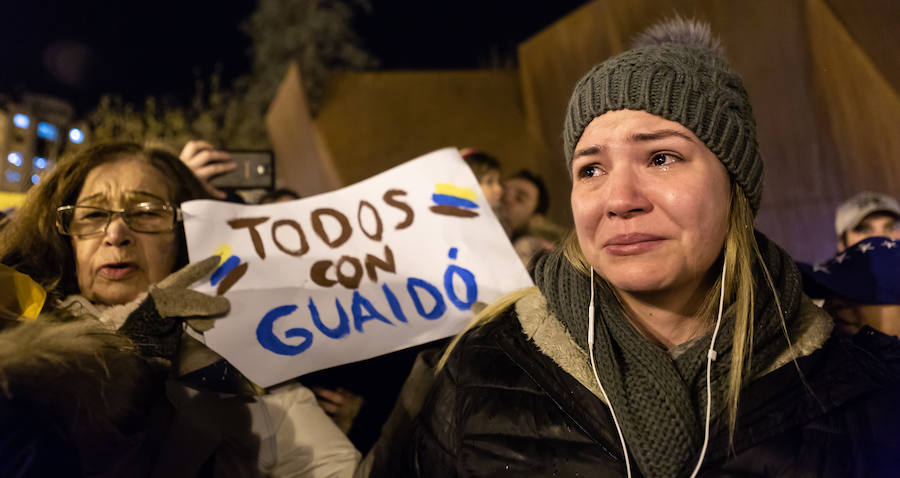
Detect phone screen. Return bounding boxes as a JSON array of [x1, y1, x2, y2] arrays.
[[208, 150, 275, 189]]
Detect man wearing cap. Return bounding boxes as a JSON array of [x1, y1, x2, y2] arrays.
[[835, 191, 900, 252], [800, 191, 900, 336]]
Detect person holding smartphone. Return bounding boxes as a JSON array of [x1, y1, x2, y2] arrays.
[[180, 140, 242, 202]]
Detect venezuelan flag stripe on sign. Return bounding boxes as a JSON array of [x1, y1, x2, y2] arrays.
[[211, 255, 241, 286], [432, 194, 478, 210], [213, 244, 234, 266], [434, 183, 478, 202]]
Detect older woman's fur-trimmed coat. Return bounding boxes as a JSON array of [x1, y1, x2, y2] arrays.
[[0, 317, 170, 477], [0, 315, 361, 478]]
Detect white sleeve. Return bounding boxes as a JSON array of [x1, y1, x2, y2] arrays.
[[259, 382, 361, 478]]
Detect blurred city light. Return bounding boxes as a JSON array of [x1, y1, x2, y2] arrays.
[[68, 128, 85, 144], [6, 171, 20, 183], [13, 114, 30, 129], [7, 152, 23, 167], [37, 122, 59, 141], [31, 174, 40, 185], [33, 157, 47, 169]]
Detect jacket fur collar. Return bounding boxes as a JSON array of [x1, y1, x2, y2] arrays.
[[0, 317, 164, 439], [514, 288, 834, 405]]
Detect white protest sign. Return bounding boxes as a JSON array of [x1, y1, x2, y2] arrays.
[[183, 148, 533, 387]]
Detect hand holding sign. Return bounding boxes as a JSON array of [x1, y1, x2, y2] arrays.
[[183, 148, 533, 387]]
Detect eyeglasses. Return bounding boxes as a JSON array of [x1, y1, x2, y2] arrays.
[[56, 202, 182, 236]]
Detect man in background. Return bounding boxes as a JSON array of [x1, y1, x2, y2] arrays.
[[835, 191, 900, 252], [801, 191, 900, 337], [501, 169, 564, 266]]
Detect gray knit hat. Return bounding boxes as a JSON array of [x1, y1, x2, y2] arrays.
[[563, 18, 763, 213]]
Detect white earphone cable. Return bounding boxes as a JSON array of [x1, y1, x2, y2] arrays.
[[588, 271, 633, 478], [688, 253, 728, 478], [588, 253, 727, 478]]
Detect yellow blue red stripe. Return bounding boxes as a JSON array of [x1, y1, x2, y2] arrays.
[[432, 194, 478, 209], [431, 183, 480, 210], [434, 183, 478, 202]]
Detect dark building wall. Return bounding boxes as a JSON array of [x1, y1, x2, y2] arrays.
[[315, 69, 547, 187], [310, 0, 899, 263]]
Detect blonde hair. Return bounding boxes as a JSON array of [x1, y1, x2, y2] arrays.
[[439, 183, 774, 442]]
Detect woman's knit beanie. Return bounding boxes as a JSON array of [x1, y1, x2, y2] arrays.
[[562, 17, 764, 214]]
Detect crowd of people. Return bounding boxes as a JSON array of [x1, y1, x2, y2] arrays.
[[1, 16, 899, 478]]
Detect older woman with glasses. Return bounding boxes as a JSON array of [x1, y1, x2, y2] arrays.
[[4, 143, 203, 306], [0, 143, 359, 477]]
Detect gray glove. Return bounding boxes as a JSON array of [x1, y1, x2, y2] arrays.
[[154, 255, 230, 332], [118, 256, 230, 360]]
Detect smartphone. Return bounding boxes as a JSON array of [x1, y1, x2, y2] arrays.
[[208, 150, 275, 190]]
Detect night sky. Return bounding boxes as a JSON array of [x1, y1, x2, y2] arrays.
[[2, 0, 588, 115]]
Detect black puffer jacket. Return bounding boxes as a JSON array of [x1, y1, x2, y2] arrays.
[[384, 289, 900, 477]]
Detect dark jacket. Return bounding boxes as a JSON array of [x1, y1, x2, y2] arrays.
[[0, 317, 171, 478], [0, 317, 265, 478], [0, 314, 361, 478], [385, 289, 900, 477]]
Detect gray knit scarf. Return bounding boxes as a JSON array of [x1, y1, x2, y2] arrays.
[[532, 232, 802, 478]]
